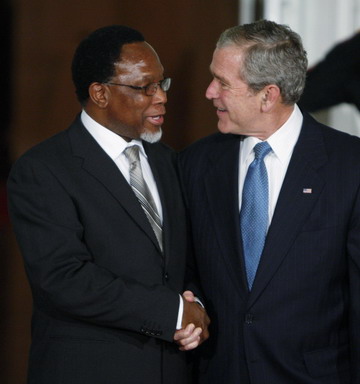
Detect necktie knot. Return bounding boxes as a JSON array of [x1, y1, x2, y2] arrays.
[[124, 145, 140, 164], [253, 141, 272, 161]]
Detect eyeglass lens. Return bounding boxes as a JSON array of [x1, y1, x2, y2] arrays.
[[147, 78, 171, 95]]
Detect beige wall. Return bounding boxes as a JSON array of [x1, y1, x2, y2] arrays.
[[3, 1, 238, 382]]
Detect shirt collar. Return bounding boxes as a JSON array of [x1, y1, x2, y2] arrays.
[[241, 104, 303, 163], [81, 110, 147, 160]]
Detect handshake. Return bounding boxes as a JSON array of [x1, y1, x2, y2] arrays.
[[173, 291, 210, 351]]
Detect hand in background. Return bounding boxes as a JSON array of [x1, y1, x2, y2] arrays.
[[173, 290, 210, 351]]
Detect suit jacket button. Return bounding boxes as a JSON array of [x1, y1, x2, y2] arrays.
[[164, 273, 169, 281], [245, 313, 254, 324]]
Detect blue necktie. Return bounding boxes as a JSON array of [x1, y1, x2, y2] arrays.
[[240, 141, 272, 290]]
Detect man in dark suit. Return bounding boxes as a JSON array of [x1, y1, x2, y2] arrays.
[[180, 20, 360, 384], [7, 25, 209, 384]]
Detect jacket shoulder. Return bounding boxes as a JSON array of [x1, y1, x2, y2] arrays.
[[12, 130, 70, 168], [180, 132, 240, 164], [319, 122, 360, 156]]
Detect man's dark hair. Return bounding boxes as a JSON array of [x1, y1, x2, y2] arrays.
[[71, 25, 145, 104]]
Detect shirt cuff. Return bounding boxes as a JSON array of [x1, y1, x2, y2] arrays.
[[194, 297, 204, 308], [176, 295, 184, 330]]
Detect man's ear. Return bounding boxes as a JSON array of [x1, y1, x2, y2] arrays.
[[260, 84, 281, 112], [88, 82, 109, 108]]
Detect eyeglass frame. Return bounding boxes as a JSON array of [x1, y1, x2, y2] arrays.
[[104, 77, 171, 96]]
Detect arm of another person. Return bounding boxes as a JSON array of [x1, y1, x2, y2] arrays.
[[299, 32, 360, 112], [172, 152, 210, 350], [348, 185, 360, 382]]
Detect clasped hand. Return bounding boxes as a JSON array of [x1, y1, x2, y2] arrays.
[[173, 290, 210, 351]]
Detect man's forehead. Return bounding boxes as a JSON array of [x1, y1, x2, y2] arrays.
[[113, 45, 164, 81], [209, 54, 230, 82], [211, 46, 243, 73], [119, 42, 149, 59]]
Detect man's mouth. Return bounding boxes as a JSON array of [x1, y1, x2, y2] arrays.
[[147, 115, 164, 125]]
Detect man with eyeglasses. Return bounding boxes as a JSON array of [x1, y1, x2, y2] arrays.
[[7, 25, 209, 384]]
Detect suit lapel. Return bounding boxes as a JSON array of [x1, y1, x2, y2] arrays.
[[248, 114, 328, 308], [68, 119, 161, 252], [204, 135, 248, 300]]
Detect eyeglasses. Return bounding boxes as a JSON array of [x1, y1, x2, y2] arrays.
[[105, 77, 171, 96]]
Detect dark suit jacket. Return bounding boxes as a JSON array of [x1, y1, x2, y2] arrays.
[[7, 116, 190, 384], [180, 112, 360, 384]]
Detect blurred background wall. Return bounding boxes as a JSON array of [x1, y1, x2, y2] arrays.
[[259, 0, 360, 136], [1, 0, 359, 382]]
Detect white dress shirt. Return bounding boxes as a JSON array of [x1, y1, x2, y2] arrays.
[[81, 110, 183, 329], [81, 110, 163, 220], [238, 104, 303, 227]]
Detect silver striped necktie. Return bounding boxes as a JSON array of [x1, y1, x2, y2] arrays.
[[124, 146, 163, 252]]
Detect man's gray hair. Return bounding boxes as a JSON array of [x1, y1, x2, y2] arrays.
[[217, 19, 308, 105]]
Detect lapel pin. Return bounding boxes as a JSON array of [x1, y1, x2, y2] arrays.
[[303, 188, 312, 194]]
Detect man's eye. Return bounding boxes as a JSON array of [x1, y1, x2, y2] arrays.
[[220, 81, 230, 89], [215, 78, 229, 89]]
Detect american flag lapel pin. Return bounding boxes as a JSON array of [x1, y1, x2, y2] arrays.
[[303, 188, 312, 194]]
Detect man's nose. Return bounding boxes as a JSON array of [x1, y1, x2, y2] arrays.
[[205, 79, 218, 100], [153, 86, 167, 103]]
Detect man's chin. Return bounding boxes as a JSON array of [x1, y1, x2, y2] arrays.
[[217, 122, 230, 134], [217, 121, 236, 135], [140, 128, 163, 143]]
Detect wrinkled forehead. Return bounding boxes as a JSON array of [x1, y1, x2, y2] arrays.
[[118, 42, 161, 67], [210, 46, 244, 76], [114, 42, 164, 79]]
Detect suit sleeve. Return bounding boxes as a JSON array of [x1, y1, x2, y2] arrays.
[[347, 184, 360, 381], [7, 155, 180, 342], [176, 152, 206, 303]]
